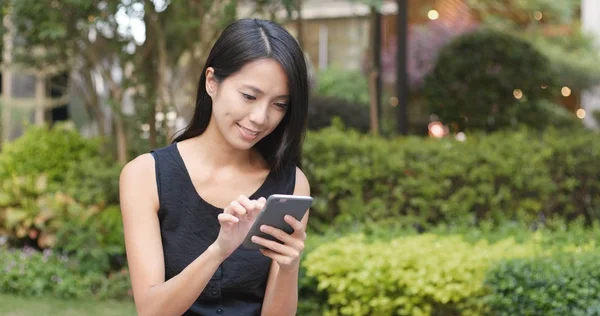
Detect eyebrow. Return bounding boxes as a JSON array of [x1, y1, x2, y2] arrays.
[[242, 84, 289, 99]]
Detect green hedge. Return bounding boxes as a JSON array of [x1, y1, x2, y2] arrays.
[[0, 123, 121, 206], [0, 244, 130, 300], [302, 226, 600, 316], [302, 122, 600, 232], [484, 251, 600, 315], [302, 234, 532, 316]]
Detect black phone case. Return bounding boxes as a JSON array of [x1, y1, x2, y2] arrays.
[[241, 194, 313, 250]]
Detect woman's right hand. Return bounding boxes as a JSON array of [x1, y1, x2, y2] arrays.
[[212, 195, 266, 258]]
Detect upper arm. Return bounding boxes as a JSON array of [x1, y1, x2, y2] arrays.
[[292, 166, 310, 227], [293, 166, 310, 197], [119, 153, 165, 305]]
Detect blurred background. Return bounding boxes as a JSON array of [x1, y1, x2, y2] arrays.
[[0, 0, 599, 315]]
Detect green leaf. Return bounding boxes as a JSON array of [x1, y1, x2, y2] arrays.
[[5, 207, 28, 229]]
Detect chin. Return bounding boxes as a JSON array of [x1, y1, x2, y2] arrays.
[[232, 140, 256, 151]]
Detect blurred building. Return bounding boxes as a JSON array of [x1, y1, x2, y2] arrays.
[[1, 14, 71, 144], [281, 0, 600, 129], [280, 0, 473, 72], [581, 0, 600, 128]]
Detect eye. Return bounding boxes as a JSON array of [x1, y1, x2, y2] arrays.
[[241, 93, 256, 101], [274, 103, 288, 110]]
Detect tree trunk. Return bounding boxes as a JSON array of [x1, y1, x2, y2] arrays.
[[35, 72, 46, 126], [110, 89, 128, 164], [114, 114, 128, 164], [296, 0, 304, 48], [155, 32, 169, 147], [148, 102, 158, 149], [76, 69, 106, 137], [396, 0, 409, 135], [2, 11, 14, 146], [369, 6, 382, 135], [369, 71, 380, 135]]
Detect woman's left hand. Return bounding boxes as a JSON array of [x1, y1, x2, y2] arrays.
[[251, 215, 306, 269]]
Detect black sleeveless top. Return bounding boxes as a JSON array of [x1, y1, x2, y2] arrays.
[[149, 142, 297, 316]]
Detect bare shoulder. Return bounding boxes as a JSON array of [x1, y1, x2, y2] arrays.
[[120, 153, 159, 212], [121, 153, 155, 179], [293, 166, 310, 196]]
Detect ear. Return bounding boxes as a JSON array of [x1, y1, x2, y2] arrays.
[[205, 67, 218, 97]]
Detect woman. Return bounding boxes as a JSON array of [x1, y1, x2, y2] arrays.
[[119, 18, 311, 316]]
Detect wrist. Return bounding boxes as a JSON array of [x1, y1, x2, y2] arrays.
[[276, 260, 300, 274], [207, 243, 230, 261]]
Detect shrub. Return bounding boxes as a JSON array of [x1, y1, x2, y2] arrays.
[[0, 244, 131, 300], [0, 174, 125, 273], [0, 123, 120, 206], [303, 233, 539, 316], [525, 28, 600, 91], [313, 68, 370, 106], [0, 123, 102, 182], [0, 174, 91, 248], [0, 123, 124, 273], [53, 204, 125, 273], [302, 123, 600, 232], [594, 110, 600, 126], [483, 251, 600, 315], [302, 222, 600, 316], [63, 158, 121, 206], [423, 29, 557, 132], [534, 99, 584, 130], [307, 96, 370, 132]]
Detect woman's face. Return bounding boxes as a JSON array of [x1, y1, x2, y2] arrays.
[[206, 58, 289, 150]]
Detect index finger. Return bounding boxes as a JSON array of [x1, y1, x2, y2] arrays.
[[254, 197, 266, 211], [236, 194, 255, 212]]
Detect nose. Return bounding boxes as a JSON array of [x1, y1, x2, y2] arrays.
[[248, 103, 268, 127]]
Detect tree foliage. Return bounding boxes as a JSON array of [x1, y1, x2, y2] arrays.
[[3, 0, 254, 161], [467, 0, 600, 90], [467, 0, 580, 27]]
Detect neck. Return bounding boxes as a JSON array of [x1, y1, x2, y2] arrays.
[[189, 118, 255, 169]]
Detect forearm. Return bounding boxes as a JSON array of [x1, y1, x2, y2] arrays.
[[136, 245, 226, 316], [261, 263, 300, 316]]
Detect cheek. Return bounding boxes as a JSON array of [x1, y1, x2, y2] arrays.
[[212, 95, 242, 120], [267, 110, 287, 130]]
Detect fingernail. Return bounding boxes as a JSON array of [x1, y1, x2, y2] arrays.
[[251, 236, 258, 242], [260, 225, 266, 232]]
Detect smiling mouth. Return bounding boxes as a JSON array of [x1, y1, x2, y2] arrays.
[[237, 123, 260, 136]]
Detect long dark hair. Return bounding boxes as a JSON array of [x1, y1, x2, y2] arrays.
[[173, 18, 309, 172]]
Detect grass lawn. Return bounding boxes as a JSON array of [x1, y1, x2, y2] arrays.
[[0, 293, 136, 316]]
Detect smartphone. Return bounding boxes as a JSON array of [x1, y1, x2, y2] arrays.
[[241, 194, 313, 250]]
